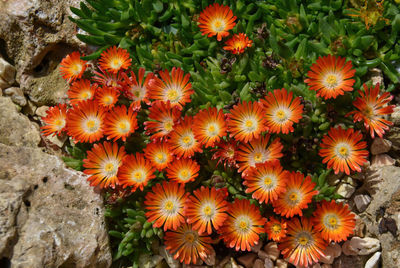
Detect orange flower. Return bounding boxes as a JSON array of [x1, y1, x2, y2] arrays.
[[273, 171, 318, 218], [264, 217, 287, 242], [260, 88, 304, 134], [103, 105, 138, 142], [279, 218, 327, 267], [83, 141, 126, 188], [227, 101, 268, 143], [319, 126, 369, 175], [164, 223, 213, 265], [243, 161, 287, 204], [40, 104, 67, 137], [59, 51, 87, 82], [212, 139, 238, 168], [193, 107, 227, 148], [66, 100, 106, 143], [168, 116, 203, 159], [185, 186, 228, 234], [98, 46, 131, 73], [118, 153, 156, 192], [121, 68, 153, 111], [304, 55, 356, 99], [93, 68, 124, 90], [347, 83, 395, 138], [144, 100, 182, 141], [143, 142, 173, 170], [95, 87, 120, 109], [236, 135, 283, 176], [312, 200, 356, 242], [166, 158, 200, 184], [198, 3, 237, 41], [223, 33, 253, 54], [68, 79, 97, 105], [218, 199, 266, 251], [145, 181, 188, 231], [148, 67, 194, 109]]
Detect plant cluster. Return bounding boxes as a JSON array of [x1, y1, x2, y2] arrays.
[[39, 1, 398, 267]]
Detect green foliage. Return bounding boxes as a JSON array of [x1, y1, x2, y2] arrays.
[[105, 192, 163, 267], [62, 143, 88, 171]]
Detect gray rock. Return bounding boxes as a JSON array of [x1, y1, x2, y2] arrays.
[[253, 259, 263, 268], [0, 96, 40, 147], [336, 183, 355, 199], [370, 154, 395, 168], [159, 246, 181, 268], [390, 106, 400, 126], [275, 259, 288, 268], [332, 254, 369, 268], [319, 243, 341, 264], [0, 57, 16, 87], [370, 138, 392, 155], [0, 143, 111, 267], [364, 252, 381, 268], [348, 237, 380, 255], [264, 257, 273, 268], [354, 194, 371, 212], [263, 242, 279, 261], [35, 105, 50, 117], [237, 253, 257, 268], [3, 87, 27, 106]]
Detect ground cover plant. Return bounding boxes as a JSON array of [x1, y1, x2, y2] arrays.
[[40, 0, 399, 267]]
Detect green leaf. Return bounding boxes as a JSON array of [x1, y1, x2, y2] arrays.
[[153, 1, 164, 13], [76, 34, 105, 46], [62, 157, 83, 171], [219, 90, 233, 102]]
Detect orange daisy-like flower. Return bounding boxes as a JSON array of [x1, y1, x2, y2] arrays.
[[164, 223, 213, 265], [40, 104, 67, 137], [185, 186, 228, 234], [148, 67, 194, 109], [227, 101, 268, 143], [144, 100, 182, 141], [212, 139, 239, 168], [264, 217, 287, 242], [95, 87, 120, 109], [319, 126, 369, 175], [243, 161, 287, 204], [66, 100, 106, 143], [93, 68, 124, 90], [218, 199, 266, 251], [98, 46, 131, 73], [312, 200, 356, 242], [273, 171, 318, 218], [198, 3, 237, 41], [347, 83, 395, 138], [279, 218, 327, 268], [83, 141, 126, 188], [260, 88, 304, 134], [168, 116, 203, 159], [59, 51, 87, 82], [118, 153, 156, 192], [121, 68, 153, 111], [304, 55, 356, 99], [68, 79, 97, 106], [193, 107, 227, 148], [223, 33, 253, 54], [143, 142, 173, 170], [236, 135, 283, 176], [145, 181, 188, 231], [103, 105, 138, 142], [166, 158, 200, 184]]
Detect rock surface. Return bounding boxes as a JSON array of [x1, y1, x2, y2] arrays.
[[0, 97, 41, 147], [0, 143, 111, 267]]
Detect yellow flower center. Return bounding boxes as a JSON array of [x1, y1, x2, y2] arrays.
[[86, 120, 95, 129], [254, 152, 263, 163], [298, 236, 309, 245], [156, 153, 165, 162], [289, 192, 298, 201], [119, 122, 127, 130], [239, 220, 248, 231], [182, 135, 192, 144], [54, 119, 64, 126], [164, 121, 173, 131], [185, 233, 195, 243], [81, 91, 90, 99], [111, 58, 122, 69], [164, 201, 174, 211], [180, 169, 190, 180], [329, 216, 337, 226], [203, 205, 212, 216], [272, 224, 281, 233], [245, 120, 254, 128], [325, 74, 338, 88], [167, 89, 178, 102], [104, 96, 112, 104], [134, 90, 141, 97], [105, 163, 114, 172], [71, 63, 82, 74], [213, 19, 225, 32], [118, 121, 131, 133], [338, 146, 348, 156], [264, 177, 272, 186]]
